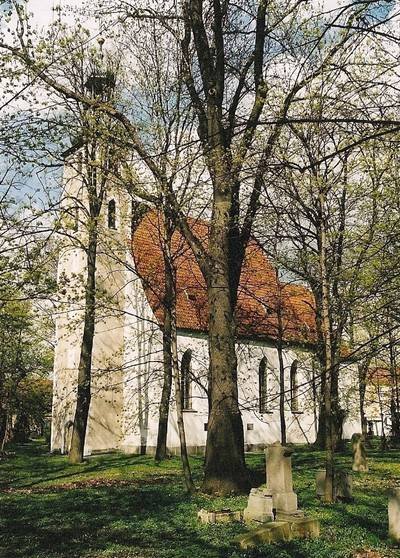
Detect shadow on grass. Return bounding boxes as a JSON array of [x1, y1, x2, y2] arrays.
[[0, 481, 246, 558], [0, 441, 185, 491], [1, 441, 398, 558]]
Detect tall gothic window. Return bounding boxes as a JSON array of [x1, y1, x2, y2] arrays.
[[181, 349, 192, 410], [259, 357, 268, 413], [108, 199, 116, 229], [290, 359, 299, 412]]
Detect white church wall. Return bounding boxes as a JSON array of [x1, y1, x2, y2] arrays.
[[121, 247, 165, 454], [51, 155, 127, 454]]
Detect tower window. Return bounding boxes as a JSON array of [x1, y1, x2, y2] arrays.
[[259, 357, 268, 413], [290, 359, 299, 412], [181, 349, 192, 410], [108, 199, 116, 229]]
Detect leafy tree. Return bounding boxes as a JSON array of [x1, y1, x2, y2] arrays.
[[2, 0, 400, 494]]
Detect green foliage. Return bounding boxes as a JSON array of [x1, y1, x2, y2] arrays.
[[0, 263, 54, 445], [0, 442, 399, 558]]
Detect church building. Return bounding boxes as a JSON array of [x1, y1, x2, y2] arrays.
[[50, 153, 361, 456]]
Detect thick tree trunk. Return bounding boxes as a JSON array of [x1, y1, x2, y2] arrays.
[[200, 145, 249, 494], [202, 246, 249, 493], [69, 225, 98, 464]]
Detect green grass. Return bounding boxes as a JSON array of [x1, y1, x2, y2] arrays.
[[0, 441, 399, 558]]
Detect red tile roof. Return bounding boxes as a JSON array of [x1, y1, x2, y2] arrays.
[[367, 367, 400, 386], [132, 210, 316, 344]]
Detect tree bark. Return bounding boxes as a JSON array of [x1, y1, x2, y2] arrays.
[[314, 369, 327, 449], [358, 361, 369, 439], [155, 325, 173, 461], [155, 238, 174, 462], [275, 277, 287, 445], [389, 329, 400, 442], [0, 409, 8, 451], [318, 191, 336, 503], [277, 344, 287, 445], [171, 309, 195, 493], [69, 222, 98, 464], [202, 192, 249, 493]]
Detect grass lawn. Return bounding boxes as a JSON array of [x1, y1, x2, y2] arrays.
[[1, 440, 400, 558]]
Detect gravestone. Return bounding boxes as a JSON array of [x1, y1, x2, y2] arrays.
[[351, 433, 368, 472], [388, 487, 400, 541], [238, 442, 320, 547], [265, 441, 304, 519], [237, 517, 320, 549], [316, 469, 353, 501], [243, 488, 274, 523]]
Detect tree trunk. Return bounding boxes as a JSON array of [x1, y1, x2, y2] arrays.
[[69, 224, 98, 464], [276, 280, 287, 445], [163, 216, 195, 492], [0, 408, 8, 451], [314, 369, 327, 449], [155, 249, 174, 462], [318, 191, 335, 503], [358, 361, 368, 439], [171, 309, 195, 493], [202, 228, 249, 493], [277, 345, 287, 445], [389, 331, 400, 442]]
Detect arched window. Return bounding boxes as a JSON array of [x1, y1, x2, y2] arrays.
[[290, 360, 299, 412], [259, 357, 268, 413], [108, 199, 116, 229], [181, 349, 192, 410]]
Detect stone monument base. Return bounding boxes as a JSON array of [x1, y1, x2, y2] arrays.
[[243, 488, 274, 523], [197, 509, 242, 524], [236, 517, 320, 549]]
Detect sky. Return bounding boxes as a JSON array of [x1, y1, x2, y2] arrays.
[[26, 0, 341, 29], [1, 0, 397, 202]]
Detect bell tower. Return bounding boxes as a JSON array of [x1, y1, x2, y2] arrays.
[[50, 40, 130, 455]]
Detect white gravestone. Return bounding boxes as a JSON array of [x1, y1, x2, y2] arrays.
[[388, 487, 400, 541]]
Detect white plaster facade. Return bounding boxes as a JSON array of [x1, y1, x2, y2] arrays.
[[51, 156, 362, 456]]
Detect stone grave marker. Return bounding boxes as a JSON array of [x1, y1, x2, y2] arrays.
[[265, 441, 304, 519], [351, 433, 368, 472], [316, 469, 353, 501], [388, 487, 400, 541], [238, 442, 320, 547]]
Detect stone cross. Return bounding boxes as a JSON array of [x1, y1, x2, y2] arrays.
[[265, 441, 303, 518], [351, 433, 368, 472], [389, 487, 400, 541]]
